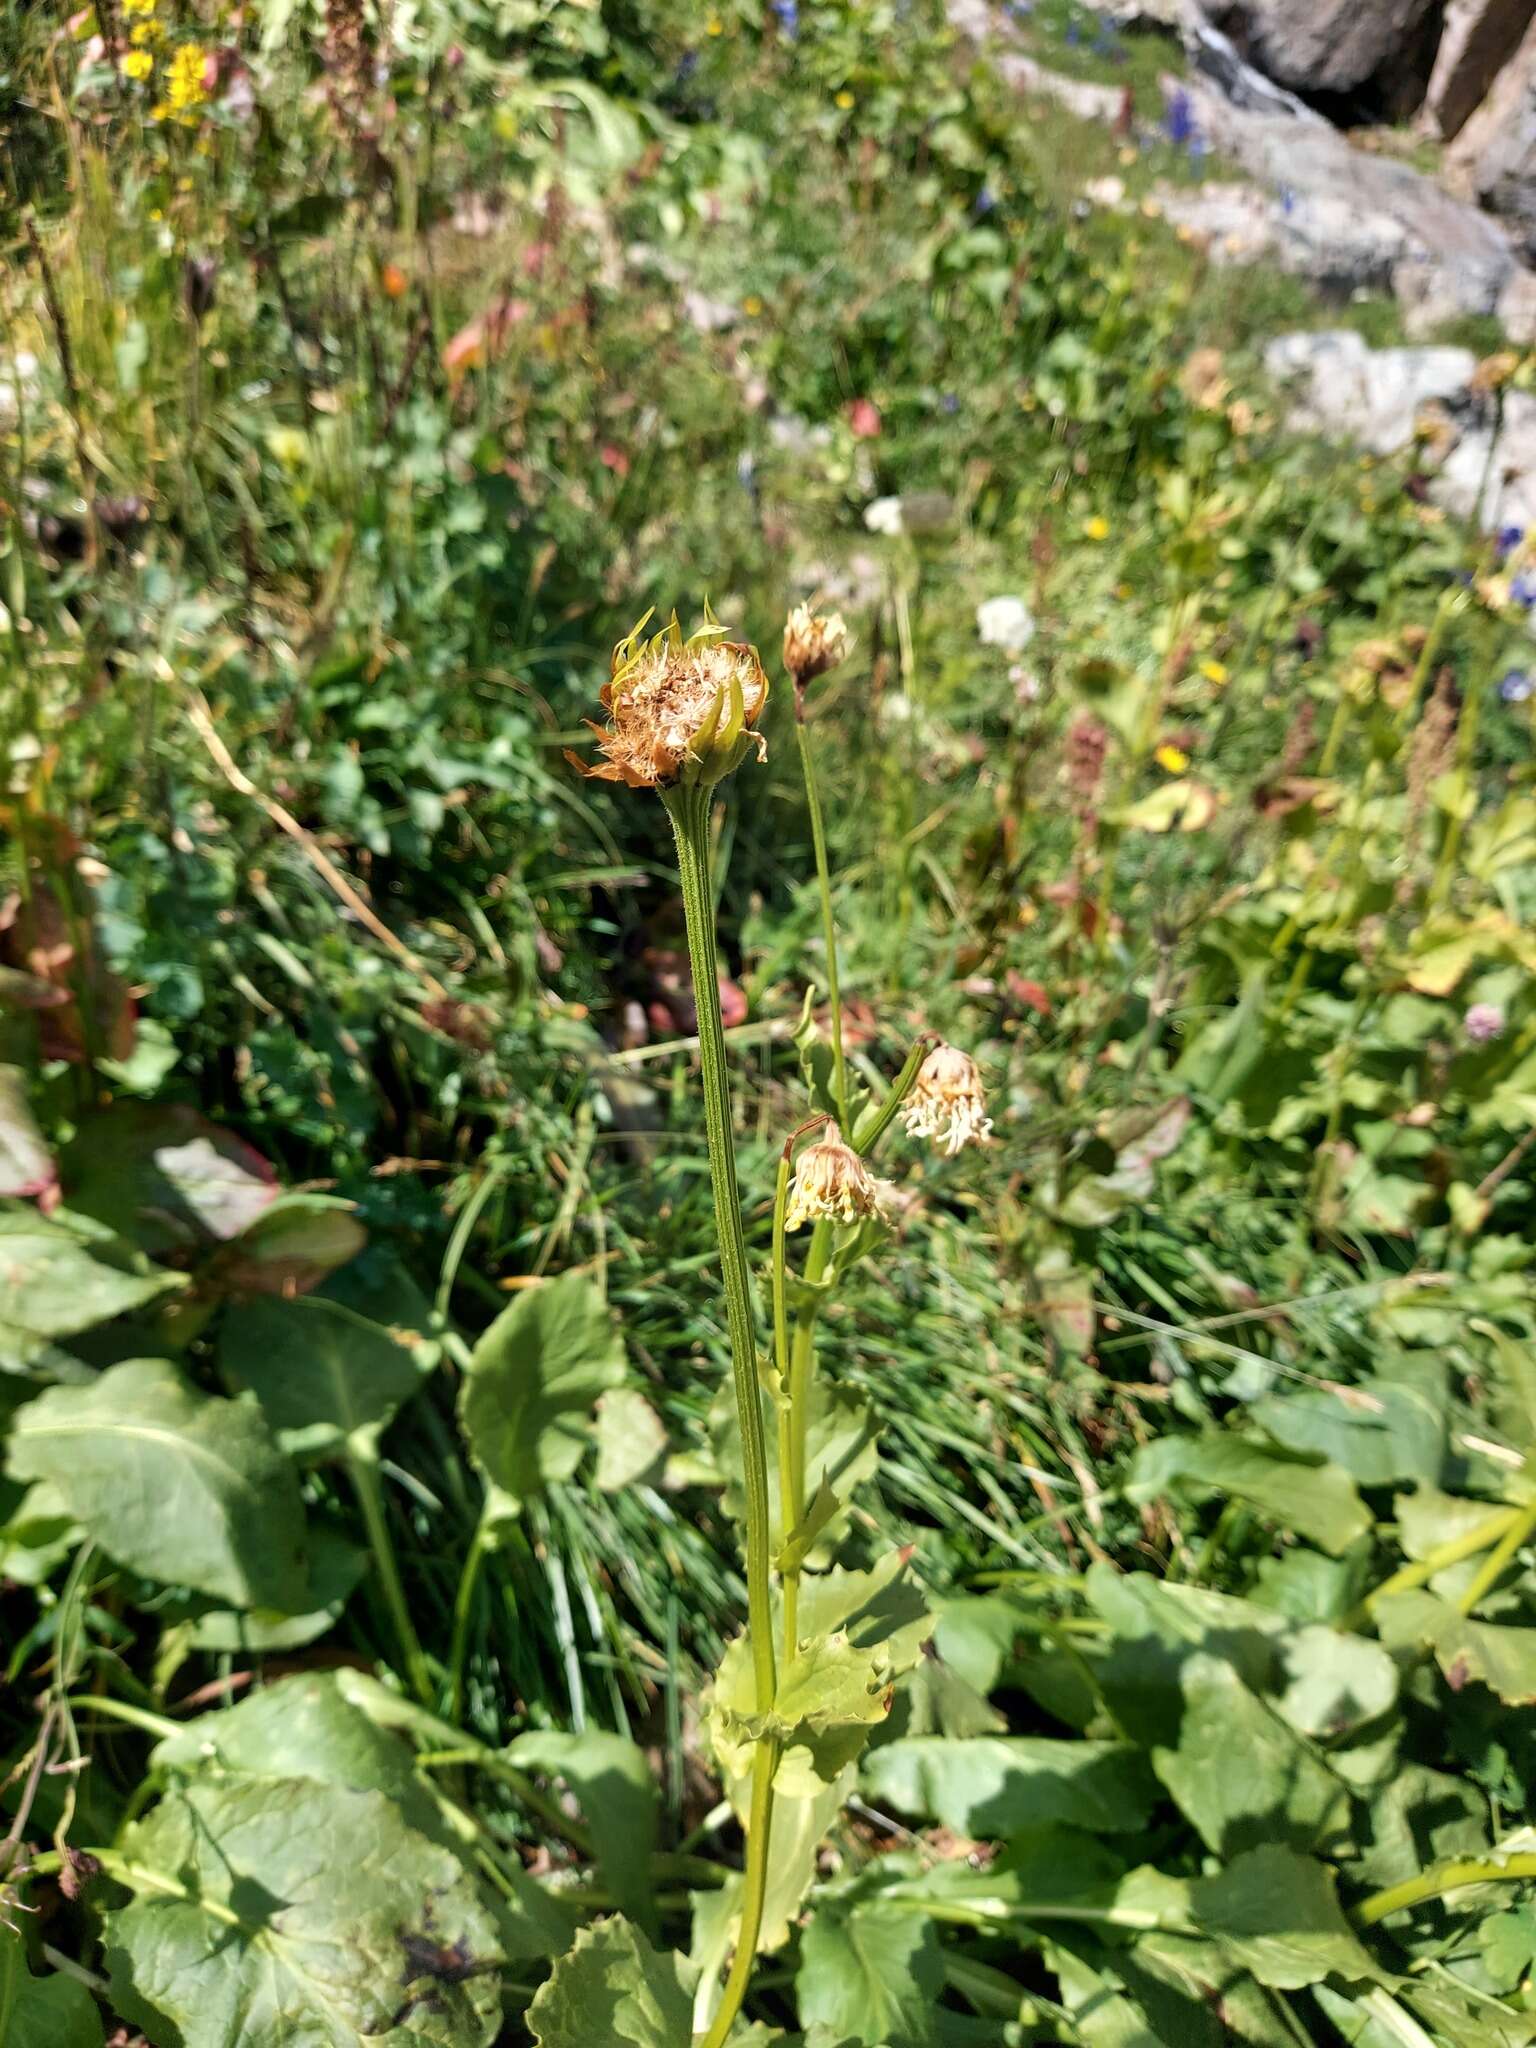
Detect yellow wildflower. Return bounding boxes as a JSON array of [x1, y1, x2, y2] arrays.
[[122, 48, 154, 79], [835, 89, 855, 109], [1155, 743, 1190, 773], [1083, 515, 1109, 542], [742, 294, 764, 316], [165, 41, 210, 114], [1200, 659, 1228, 685], [706, 13, 724, 31], [123, 0, 157, 14]]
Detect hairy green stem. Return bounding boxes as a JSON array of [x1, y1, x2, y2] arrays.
[[664, 781, 776, 2048], [1355, 1853, 1536, 1927], [348, 1445, 435, 1709], [795, 714, 848, 1126], [1456, 1498, 1536, 1617], [446, 1510, 492, 1724]]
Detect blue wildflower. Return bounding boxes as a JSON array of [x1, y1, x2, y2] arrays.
[[1512, 571, 1536, 608], [941, 393, 961, 414], [1163, 87, 1196, 147], [771, 0, 799, 34], [1500, 669, 1534, 703], [1278, 184, 1297, 215], [676, 48, 698, 82], [974, 187, 996, 216], [1497, 522, 1525, 559], [1065, 18, 1081, 45]]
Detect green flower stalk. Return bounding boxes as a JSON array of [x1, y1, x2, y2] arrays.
[[573, 607, 777, 2045], [785, 603, 853, 1125]]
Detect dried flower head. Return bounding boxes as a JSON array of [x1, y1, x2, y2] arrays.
[[783, 603, 851, 687], [568, 605, 768, 791], [901, 1043, 992, 1156], [786, 1126, 881, 1230]]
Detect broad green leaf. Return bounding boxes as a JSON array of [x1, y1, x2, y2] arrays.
[[932, 1592, 1030, 1696], [0, 1066, 54, 1201], [863, 1735, 1155, 1837], [1350, 1763, 1489, 1893], [103, 1776, 504, 2048], [178, 1521, 367, 1653], [707, 1554, 930, 1792], [1481, 1907, 1536, 1993], [150, 1671, 451, 1851], [1375, 1589, 1536, 1703], [1189, 1845, 1378, 1989], [796, 1895, 944, 2047], [1273, 1624, 1398, 1739], [0, 1920, 104, 2048], [211, 1192, 367, 1299], [506, 1730, 657, 1928], [1045, 1941, 1193, 2048], [1151, 1653, 1350, 1857], [887, 1652, 1007, 1739], [0, 1209, 181, 1342], [594, 1386, 668, 1492], [219, 1295, 428, 1458], [1126, 1430, 1370, 1555], [1252, 1373, 1449, 1488], [6, 1357, 307, 1609], [60, 1103, 277, 1252], [0, 1478, 79, 1585], [528, 1917, 691, 2048], [459, 1270, 625, 1511]]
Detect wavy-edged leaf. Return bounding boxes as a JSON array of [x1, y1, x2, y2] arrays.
[[103, 1776, 504, 2048], [528, 1917, 691, 2048], [459, 1270, 625, 1513], [219, 1294, 428, 1459], [863, 1735, 1155, 1837], [6, 1357, 307, 1608]]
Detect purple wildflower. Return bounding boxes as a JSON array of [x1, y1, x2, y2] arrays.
[[1500, 669, 1535, 703], [1163, 87, 1196, 147], [1465, 1003, 1507, 1044], [1511, 571, 1536, 608], [974, 187, 996, 216], [1496, 522, 1525, 559], [941, 393, 961, 414]]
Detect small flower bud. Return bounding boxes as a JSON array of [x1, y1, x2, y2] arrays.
[[567, 603, 768, 791], [786, 1126, 881, 1230], [901, 1043, 992, 1156], [783, 603, 851, 689]]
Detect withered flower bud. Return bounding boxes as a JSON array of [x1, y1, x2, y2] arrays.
[[567, 603, 768, 791], [786, 1125, 881, 1231], [901, 1043, 992, 1156], [783, 602, 851, 690]]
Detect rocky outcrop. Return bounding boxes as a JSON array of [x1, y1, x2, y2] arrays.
[[1265, 329, 1536, 531], [1206, 0, 1437, 96], [1162, 70, 1521, 328], [1422, 0, 1536, 138], [1447, 15, 1536, 247]]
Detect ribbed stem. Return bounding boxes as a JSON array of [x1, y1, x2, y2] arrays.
[[795, 716, 848, 1125], [664, 782, 776, 2048]]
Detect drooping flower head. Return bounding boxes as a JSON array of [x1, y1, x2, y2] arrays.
[[786, 1125, 881, 1230], [568, 604, 768, 791], [783, 603, 851, 690], [901, 1043, 992, 1156]]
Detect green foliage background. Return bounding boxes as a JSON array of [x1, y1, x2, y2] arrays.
[[4, 1, 1536, 2043]]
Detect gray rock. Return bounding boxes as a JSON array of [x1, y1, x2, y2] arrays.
[[1421, 0, 1536, 140], [1447, 15, 1536, 246], [1263, 330, 1536, 531], [1263, 330, 1477, 451], [1207, 0, 1437, 95]]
